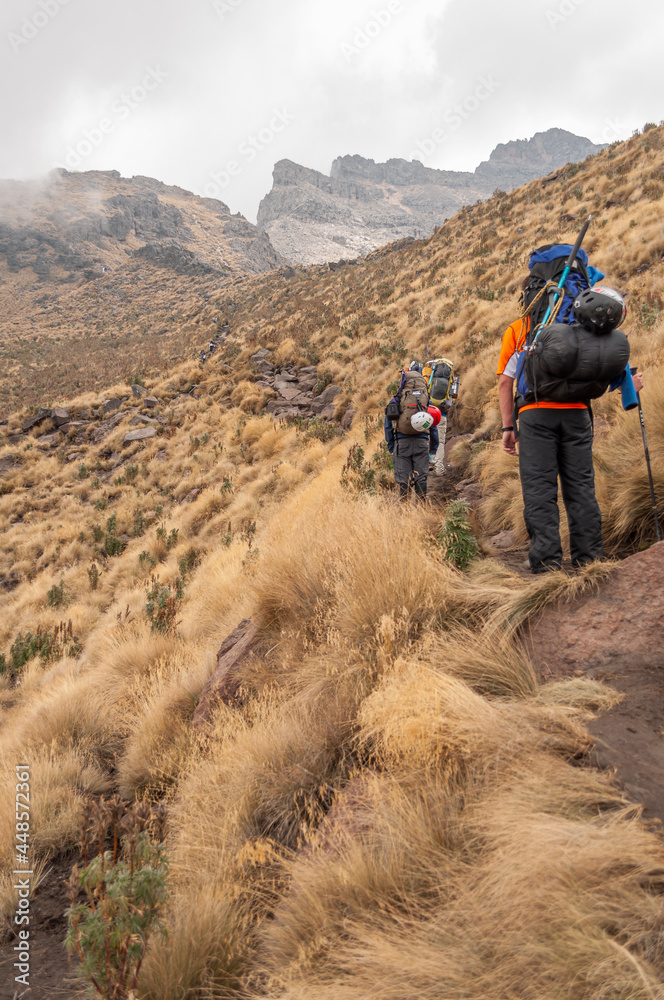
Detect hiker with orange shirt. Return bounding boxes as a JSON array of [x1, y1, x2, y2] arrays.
[[498, 269, 643, 574]]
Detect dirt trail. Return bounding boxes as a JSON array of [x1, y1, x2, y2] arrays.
[[435, 433, 664, 831]]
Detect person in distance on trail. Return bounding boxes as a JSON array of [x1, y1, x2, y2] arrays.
[[384, 361, 439, 500], [420, 356, 457, 477], [498, 277, 643, 574], [199, 348, 207, 363], [209, 341, 216, 354]]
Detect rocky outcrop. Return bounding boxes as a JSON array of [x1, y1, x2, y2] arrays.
[[247, 351, 344, 422], [0, 169, 283, 287], [527, 542, 664, 679], [257, 129, 606, 265], [192, 619, 267, 726]]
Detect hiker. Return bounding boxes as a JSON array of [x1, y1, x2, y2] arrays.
[[209, 341, 216, 354], [498, 252, 643, 573], [422, 356, 456, 476], [384, 363, 437, 499], [199, 348, 207, 363]]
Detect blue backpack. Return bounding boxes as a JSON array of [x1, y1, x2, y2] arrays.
[[515, 244, 604, 399]]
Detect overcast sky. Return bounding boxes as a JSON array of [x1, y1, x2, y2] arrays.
[[1, 0, 662, 222]]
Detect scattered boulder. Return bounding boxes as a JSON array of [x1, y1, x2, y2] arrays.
[[91, 411, 125, 444], [315, 384, 341, 405], [35, 433, 60, 448], [342, 407, 356, 430], [527, 542, 664, 679], [192, 619, 267, 726], [7, 433, 25, 445], [51, 407, 70, 426], [131, 383, 149, 398], [250, 348, 271, 361], [181, 488, 201, 504], [0, 454, 19, 477], [144, 396, 159, 408], [102, 397, 121, 415], [22, 407, 51, 433], [274, 381, 304, 401], [123, 426, 157, 445], [130, 415, 156, 426]]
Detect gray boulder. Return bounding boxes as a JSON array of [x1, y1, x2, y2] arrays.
[[51, 407, 70, 426], [123, 426, 157, 445], [22, 407, 51, 433], [315, 384, 341, 405], [102, 397, 121, 415], [131, 384, 149, 398]]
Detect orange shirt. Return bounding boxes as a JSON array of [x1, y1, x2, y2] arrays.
[[497, 317, 587, 412]]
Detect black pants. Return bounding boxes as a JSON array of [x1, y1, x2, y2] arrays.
[[518, 408, 604, 572]]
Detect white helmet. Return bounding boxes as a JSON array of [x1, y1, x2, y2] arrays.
[[411, 410, 433, 432]]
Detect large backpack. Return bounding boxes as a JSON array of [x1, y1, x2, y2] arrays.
[[395, 370, 429, 434], [422, 358, 454, 407], [521, 244, 595, 331], [520, 322, 630, 404], [515, 243, 611, 404]]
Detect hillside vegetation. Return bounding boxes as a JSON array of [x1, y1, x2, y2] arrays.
[[0, 124, 663, 998]]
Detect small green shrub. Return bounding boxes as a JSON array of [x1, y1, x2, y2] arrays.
[[47, 577, 70, 608], [104, 514, 124, 557], [145, 577, 183, 634], [78, 463, 89, 480], [438, 500, 479, 570], [66, 798, 168, 1000]]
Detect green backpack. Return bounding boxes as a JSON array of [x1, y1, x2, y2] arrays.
[[396, 370, 429, 435]]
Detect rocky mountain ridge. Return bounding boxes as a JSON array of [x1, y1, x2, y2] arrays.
[[0, 169, 282, 284], [257, 128, 606, 264]]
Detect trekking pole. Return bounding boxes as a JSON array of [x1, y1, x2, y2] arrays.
[[636, 392, 662, 542], [532, 214, 593, 345]]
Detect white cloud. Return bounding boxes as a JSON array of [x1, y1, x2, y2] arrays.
[[0, 0, 661, 221]]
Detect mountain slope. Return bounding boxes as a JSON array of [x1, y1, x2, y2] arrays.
[[0, 123, 663, 999], [257, 128, 605, 264], [0, 169, 283, 414]]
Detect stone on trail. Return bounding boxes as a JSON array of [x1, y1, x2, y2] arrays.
[[131, 383, 149, 398], [123, 426, 157, 445], [527, 541, 664, 678], [488, 530, 518, 550]]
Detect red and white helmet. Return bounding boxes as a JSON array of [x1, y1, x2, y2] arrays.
[[427, 405, 442, 427], [411, 410, 434, 432]]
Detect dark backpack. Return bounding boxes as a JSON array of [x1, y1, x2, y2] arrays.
[[521, 322, 630, 404], [516, 244, 612, 403]]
